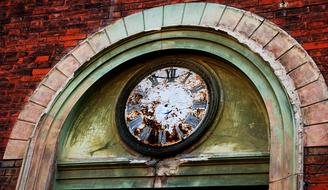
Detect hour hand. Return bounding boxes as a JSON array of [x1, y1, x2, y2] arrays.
[[164, 110, 172, 115]]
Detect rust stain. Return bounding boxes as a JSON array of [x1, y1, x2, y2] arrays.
[[125, 67, 209, 147]]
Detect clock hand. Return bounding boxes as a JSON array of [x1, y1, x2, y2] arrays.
[[164, 110, 172, 115]]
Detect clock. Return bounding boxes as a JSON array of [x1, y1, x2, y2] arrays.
[[116, 58, 221, 157]]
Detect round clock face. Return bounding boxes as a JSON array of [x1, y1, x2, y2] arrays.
[[125, 67, 209, 147], [116, 59, 220, 157]]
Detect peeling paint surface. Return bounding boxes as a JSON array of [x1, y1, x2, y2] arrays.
[[125, 67, 209, 147], [59, 55, 269, 161]]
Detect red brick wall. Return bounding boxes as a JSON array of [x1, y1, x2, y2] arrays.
[[0, 0, 327, 189]]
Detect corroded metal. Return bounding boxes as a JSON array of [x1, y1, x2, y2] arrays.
[[60, 55, 270, 159], [125, 67, 209, 147]]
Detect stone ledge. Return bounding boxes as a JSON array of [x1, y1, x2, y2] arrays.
[[88, 30, 111, 54], [18, 102, 44, 124], [234, 11, 263, 38], [144, 6, 163, 31], [29, 84, 56, 107], [10, 120, 35, 140], [298, 77, 328, 107], [182, 2, 206, 25], [251, 21, 279, 47], [265, 32, 295, 59], [288, 62, 320, 89], [105, 19, 128, 44], [124, 12, 144, 36], [163, 3, 185, 26], [279, 44, 307, 72], [200, 3, 224, 27], [304, 124, 328, 147], [303, 101, 328, 125], [219, 6, 244, 31], [71, 42, 95, 64], [3, 139, 28, 159], [43, 68, 68, 91], [56, 55, 81, 77]]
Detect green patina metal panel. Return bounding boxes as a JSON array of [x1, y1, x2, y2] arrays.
[[56, 156, 269, 189], [51, 27, 295, 189], [59, 54, 269, 160], [163, 3, 185, 26], [56, 53, 270, 188]]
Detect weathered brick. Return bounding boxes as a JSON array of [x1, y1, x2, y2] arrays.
[[0, 161, 15, 168], [88, 30, 111, 53], [105, 19, 128, 43], [288, 62, 320, 88], [182, 2, 206, 25], [56, 55, 81, 77], [302, 101, 328, 125], [305, 154, 328, 165], [35, 56, 49, 63], [3, 139, 27, 159], [235, 11, 263, 37], [251, 21, 279, 47], [163, 3, 184, 26], [71, 42, 95, 64], [17, 102, 44, 123], [63, 41, 78, 47], [29, 85, 56, 107], [304, 124, 328, 147], [32, 68, 51, 76], [59, 34, 87, 41], [306, 174, 328, 184], [279, 45, 307, 72], [305, 147, 328, 155], [43, 69, 68, 91], [297, 77, 328, 107], [219, 6, 244, 31], [124, 12, 144, 36], [303, 42, 328, 50], [307, 183, 328, 190], [65, 28, 81, 35], [306, 164, 328, 174], [144, 6, 163, 30], [10, 120, 34, 140], [200, 3, 225, 27], [265, 32, 295, 59]]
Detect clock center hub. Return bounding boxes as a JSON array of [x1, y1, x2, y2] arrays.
[[151, 83, 193, 129]]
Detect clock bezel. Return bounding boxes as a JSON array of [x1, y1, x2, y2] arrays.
[[115, 57, 222, 157]]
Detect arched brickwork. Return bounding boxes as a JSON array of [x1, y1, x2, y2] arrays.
[[4, 2, 328, 190]]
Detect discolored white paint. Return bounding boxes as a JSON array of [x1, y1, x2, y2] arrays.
[[125, 67, 209, 146]]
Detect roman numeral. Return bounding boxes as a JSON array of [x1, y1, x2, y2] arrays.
[[176, 125, 184, 139], [139, 126, 151, 141], [185, 114, 201, 128], [128, 116, 142, 132], [192, 101, 207, 109], [126, 104, 141, 112], [182, 72, 192, 84], [148, 74, 159, 87], [191, 84, 205, 93], [166, 68, 177, 82], [158, 130, 166, 145]]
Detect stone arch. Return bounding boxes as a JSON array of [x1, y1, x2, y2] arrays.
[[4, 2, 328, 190]]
